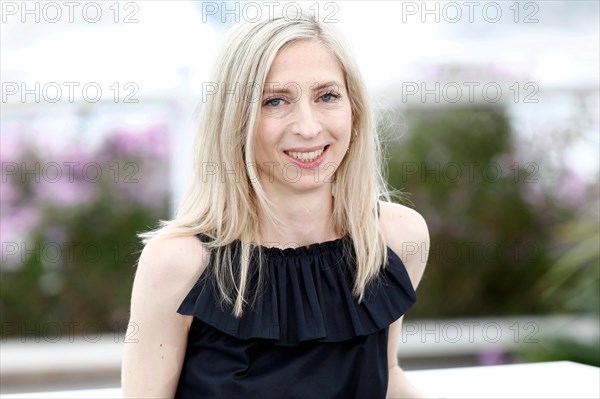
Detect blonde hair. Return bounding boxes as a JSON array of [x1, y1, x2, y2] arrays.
[[140, 9, 392, 317]]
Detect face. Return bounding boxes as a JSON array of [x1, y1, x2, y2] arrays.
[[254, 39, 353, 195]]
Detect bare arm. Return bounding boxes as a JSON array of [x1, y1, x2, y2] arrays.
[[380, 202, 430, 399], [386, 317, 428, 399], [121, 230, 209, 398]]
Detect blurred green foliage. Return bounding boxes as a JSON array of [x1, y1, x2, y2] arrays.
[[516, 220, 600, 366], [517, 335, 600, 367], [383, 105, 599, 366], [1, 128, 169, 336], [384, 106, 599, 318]]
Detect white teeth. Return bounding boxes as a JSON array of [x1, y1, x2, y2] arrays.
[[286, 148, 324, 162]]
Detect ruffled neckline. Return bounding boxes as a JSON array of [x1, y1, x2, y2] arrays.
[[196, 233, 350, 257], [178, 234, 416, 346], [252, 233, 351, 257]]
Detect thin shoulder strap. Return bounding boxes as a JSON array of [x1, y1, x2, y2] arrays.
[[377, 201, 381, 219]]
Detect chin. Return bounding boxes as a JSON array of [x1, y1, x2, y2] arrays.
[[282, 174, 334, 193]]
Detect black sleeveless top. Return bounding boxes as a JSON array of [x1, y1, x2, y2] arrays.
[[175, 234, 416, 399]]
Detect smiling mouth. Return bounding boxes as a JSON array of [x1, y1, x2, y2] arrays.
[[284, 145, 329, 163]]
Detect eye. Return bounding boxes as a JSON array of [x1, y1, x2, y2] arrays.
[[263, 97, 285, 107], [320, 91, 341, 103]]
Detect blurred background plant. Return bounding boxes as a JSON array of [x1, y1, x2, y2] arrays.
[[1, 127, 170, 335], [383, 100, 599, 365]]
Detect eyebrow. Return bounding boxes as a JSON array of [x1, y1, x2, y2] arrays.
[[261, 81, 345, 95], [312, 81, 345, 92]]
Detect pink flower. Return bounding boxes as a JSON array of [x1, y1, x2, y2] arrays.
[[32, 178, 100, 208], [0, 179, 20, 206], [0, 134, 26, 163], [556, 168, 587, 206], [1, 205, 42, 270], [107, 126, 170, 159]]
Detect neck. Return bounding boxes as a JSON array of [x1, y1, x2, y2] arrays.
[[257, 184, 340, 248]]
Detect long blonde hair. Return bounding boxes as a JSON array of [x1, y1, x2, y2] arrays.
[[140, 9, 392, 317]]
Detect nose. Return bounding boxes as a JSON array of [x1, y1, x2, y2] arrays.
[[291, 100, 321, 139]]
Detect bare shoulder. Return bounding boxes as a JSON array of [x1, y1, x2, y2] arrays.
[[134, 226, 210, 308], [378, 201, 429, 289], [378, 201, 429, 247], [138, 227, 209, 280], [128, 226, 210, 336]]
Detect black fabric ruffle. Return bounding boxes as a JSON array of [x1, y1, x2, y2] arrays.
[[177, 234, 416, 347]]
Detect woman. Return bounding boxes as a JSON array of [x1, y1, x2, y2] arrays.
[[122, 9, 429, 399]]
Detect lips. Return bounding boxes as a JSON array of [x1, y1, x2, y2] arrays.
[[283, 145, 329, 169], [285, 147, 325, 162]]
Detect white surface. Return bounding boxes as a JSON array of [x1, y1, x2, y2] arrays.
[[1, 388, 122, 399], [2, 361, 598, 399], [410, 361, 600, 399], [1, 336, 123, 375]]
